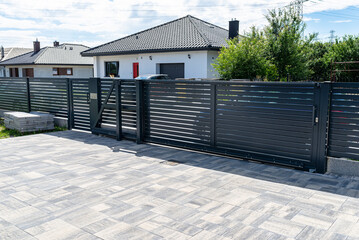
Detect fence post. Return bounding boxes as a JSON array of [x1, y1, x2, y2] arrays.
[[136, 80, 144, 143], [89, 78, 101, 131], [210, 83, 217, 147], [66, 78, 73, 130], [314, 82, 331, 173], [115, 80, 122, 141], [26, 77, 31, 113]]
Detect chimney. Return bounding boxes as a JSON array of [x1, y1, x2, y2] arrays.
[[33, 39, 40, 53], [1, 46, 4, 59], [229, 19, 239, 39], [53, 41, 59, 47]]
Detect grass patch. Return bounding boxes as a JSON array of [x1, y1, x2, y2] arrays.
[[0, 118, 67, 139]]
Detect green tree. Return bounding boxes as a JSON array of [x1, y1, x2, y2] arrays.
[[213, 6, 359, 81], [264, 7, 315, 81], [305, 41, 331, 80], [325, 35, 359, 81], [213, 28, 270, 80], [328, 35, 359, 62]]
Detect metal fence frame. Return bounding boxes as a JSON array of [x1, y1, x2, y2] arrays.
[[2, 77, 359, 174], [88, 79, 333, 173], [0, 77, 91, 130]]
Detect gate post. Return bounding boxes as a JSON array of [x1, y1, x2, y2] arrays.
[[210, 83, 217, 147], [115, 80, 122, 141], [314, 82, 331, 173], [136, 80, 144, 143], [26, 77, 31, 113], [66, 78, 73, 130], [89, 78, 101, 130]]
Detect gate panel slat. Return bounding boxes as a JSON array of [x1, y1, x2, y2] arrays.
[[142, 81, 317, 169], [0, 78, 28, 111], [72, 79, 90, 130], [328, 83, 359, 160], [29, 78, 68, 118]]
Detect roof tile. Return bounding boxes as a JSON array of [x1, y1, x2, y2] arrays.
[[0, 44, 92, 66], [82, 15, 229, 56]]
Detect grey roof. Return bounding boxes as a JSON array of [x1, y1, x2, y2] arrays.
[[0, 44, 93, 66], [0, 48, 32, 62], [82, 15, 230, 56]]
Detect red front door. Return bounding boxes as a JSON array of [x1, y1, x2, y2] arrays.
[[133, 62, 139, 78]]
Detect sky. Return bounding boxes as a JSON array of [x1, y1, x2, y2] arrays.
[[0, 0, 358, 48]]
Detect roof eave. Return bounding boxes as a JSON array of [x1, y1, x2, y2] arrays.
[[0, 63, 93, 66], [0, 62, 35, 66], [81, 46, 222, 57]]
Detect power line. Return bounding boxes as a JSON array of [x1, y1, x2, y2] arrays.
[[314, 11, 359, 21]]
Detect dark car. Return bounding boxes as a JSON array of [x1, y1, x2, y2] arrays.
[[135, 74, 170, 80]]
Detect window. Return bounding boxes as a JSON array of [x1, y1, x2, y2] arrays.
[[53, 68, 73, 76], [105, 61, 119, 77], [22, 68, 34, 77], [9, 68, 19, 77]]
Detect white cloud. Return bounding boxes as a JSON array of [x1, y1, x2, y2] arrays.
[[0, 0, 358, 47], [303, 0, 359, 14], [330, 19, 353, 23], [303, 17, 320, 22]]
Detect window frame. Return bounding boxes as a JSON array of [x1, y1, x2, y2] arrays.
[[9, 68, 19, 77], [53, 67, 73, 76], [105, 61, 119, 77], [22, 68, 34, 77]]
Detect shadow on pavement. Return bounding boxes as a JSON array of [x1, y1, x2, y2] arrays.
[[48, 130, 359, 198]]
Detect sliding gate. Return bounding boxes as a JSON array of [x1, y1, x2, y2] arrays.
[[89, 79, 330, 173]]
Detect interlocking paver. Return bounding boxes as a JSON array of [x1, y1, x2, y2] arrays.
[[0, 130, 359, 239]]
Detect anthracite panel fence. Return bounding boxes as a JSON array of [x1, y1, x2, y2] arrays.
[[0, 78, 28, 112], [0, 77, 89, 130], [328, 83, 359, 160], [29, 78, 69, 118], [1, 77, 359, 173]]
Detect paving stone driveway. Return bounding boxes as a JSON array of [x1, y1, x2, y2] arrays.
[[0, 130, 359, 240]]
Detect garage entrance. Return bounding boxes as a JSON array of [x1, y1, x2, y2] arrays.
[[159, 63, 184, 79]]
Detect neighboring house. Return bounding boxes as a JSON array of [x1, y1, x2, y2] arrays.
[[0, 40, 93, 78], [0, 47, 32, 77], [81, 15, 240, 79]]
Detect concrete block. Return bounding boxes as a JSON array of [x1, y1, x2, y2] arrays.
[[53, 117, 68, 128], [0, 109, 11, 117], [1, 109, 68, 129], [4, 111, 54, 133], [327, 157, 359, 177]]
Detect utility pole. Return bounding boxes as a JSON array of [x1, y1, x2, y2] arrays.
[[329, 30, 335, 45]]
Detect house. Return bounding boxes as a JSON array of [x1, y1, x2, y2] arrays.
[[0, 46, 32, 77], [81, 15, 240, 79], [0, 40, 93, 78]]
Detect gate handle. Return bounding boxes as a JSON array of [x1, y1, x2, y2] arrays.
[[312, 105, 317, 126], [86, 92, 90, 104]]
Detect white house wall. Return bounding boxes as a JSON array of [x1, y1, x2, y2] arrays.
[[207, 51, 220, 79], [0, 67, 5, 77], [4, 65, 93, 78], [95, 51, 218, 79]]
